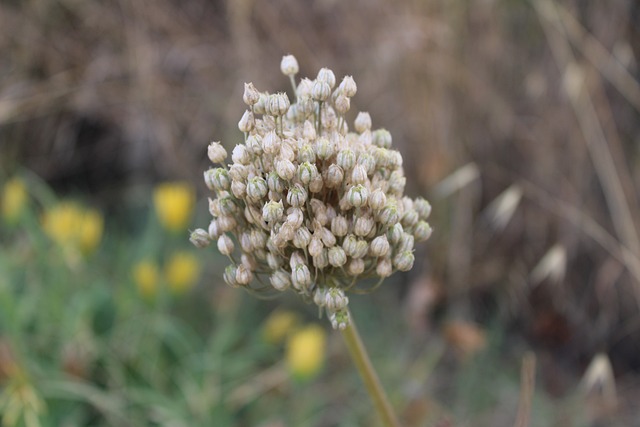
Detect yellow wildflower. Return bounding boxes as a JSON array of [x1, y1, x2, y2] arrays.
[[286, 324, 326, 380], [1, 177, 28, 225], [164, 251, 200, 294], [263, 310, 299, 345], [133, 260, 160, 299], [42, 203, 103, 254], [153, 182, 195, 232], [42, 203, 82, 249], [79, 209, 104, 255]]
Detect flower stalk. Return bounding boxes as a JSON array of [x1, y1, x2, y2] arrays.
[[340, 311, 401, 427]]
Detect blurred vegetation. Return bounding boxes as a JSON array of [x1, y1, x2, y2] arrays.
[[1, 0, 640, 425]]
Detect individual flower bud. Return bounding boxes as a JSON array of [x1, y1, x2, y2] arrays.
[[238, 110, 255, 132], [347, 184, 369, 208], [240, 232, 253, 252], [204, 169, 216, 191], [243, 82, 260, 106], [309, 175, 324, 193], [359, 129, 372, 145], [414, 197, 432, 220], [208, 220, 222, 239], [301, 120, 315, 140], [267, 252, 283, 269], [289, 251, 306, 270], [388, 223, 404, 244], [262, 200, 284, 223], [276, 159, 296, 181], [402, 209, 420, 228], [218, 215, 237, 232], [286, 184, 308, 207], [376, 257, 393, 278], [209, 168, 230, 191], [279, 142, 296, 161], [398, 233, 415, 252], [319, 226, 337, 247], [331, 215, 349, 237], [339, 75, 357, 97], [328, 246, 347, 267], [330, 309, 350, 330], [347, 258, 365, 276], [218, 196, 238, 216], [334, 94, 350, 115], [372, 129, 392, 148], [413, 221, 433, 242], [389, 171, 406, 195], [253, 92, 268, 114], [317, 67, 336, 88], [291, 264, 312, 291], [354, 216, 375, 237], [393, 250, 415, 271], [190, 229, 211, 248], [354, 112, 372, 133], [314, 287, 328, 307], [247, 177, 268, 200], [250, 229, 268, 248], [286, 207, 304, 228], [268, 92, 290, 116], [315, 137, 334, 160], [224, 265, 240, 287], [351, 164, 368, 185], [298, 143, 316, 163], [325, 288, 348, 311], [353, 239, 369, 258], [324, 164, 344, 188], [236, 264, 253, 285], [342, 234, 358, 257], [357, 153, 376, 175], [308, 236, 324, 257], [337, 148, 356, 170], [232, 144, 251, 165], [271, 269, 291, 291], [312, 80, 331, 101], [293, 226, 312, 248], [267, 171, 286, 193], [217, 234, 235, 256], [313, 248, 329, 268], [298, 162, 318, 185], [229, 164, 248, 181], [231, 180, 247, 198], [369, 189, 387, 210], [208, 197, 221, 216], [280, 54, 299, 76], [369, 235, 390, 257], [262, 130, 281, 155], [378, 203, 400, 226], [246, 134, 263, 155], [208, 141, 227, 163]]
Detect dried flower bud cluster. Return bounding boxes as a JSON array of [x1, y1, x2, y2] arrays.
[[191, 55, 433, 329]]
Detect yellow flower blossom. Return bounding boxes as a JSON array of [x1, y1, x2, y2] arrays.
[[79, 209, 104, 254], [164, 251, 200, 294], [133, 260, 160, 299], [286, 324, 326, 379], [263, 310, 299, 345], [1, 178, 28, 225], [42, 203, 104, 254], [153, 182, 195, 232]]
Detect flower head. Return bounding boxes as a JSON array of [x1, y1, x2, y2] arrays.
[[1, 177, 28, 225], [191, 54, 432, 329]]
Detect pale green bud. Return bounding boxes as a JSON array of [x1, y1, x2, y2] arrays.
[[414, 197, 432, 220], [247, 177, 268, 200], [369, 235, 390, 257], [217, 234, 235, 256], [354, 112, 372, 133], [317, 67, 336, 88], [224, 265, 240, 287], [413, 221, 433, 242], [328, 246, 347, 267], [270, 269, 291, 291], [372, 129, 392, 148], [325, 288, 349, 311], [286, 184, 308, 207], [190, 229, 211, 248], [347, 184, 369, 208], [393, 250, 415, 271], [262, 200, 284, 223]]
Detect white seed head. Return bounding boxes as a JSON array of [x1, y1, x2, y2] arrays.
[[190, 229, 211, 248], [208, 141, 227, 163], [372, 129, 392, 148], [328, 246, 347, 267], [317, 67, 336, 88], [291, 264, 312, 290], [369, 188, 387, 210], [347, 185, 369, 208], [325, 288, 349, 311], [393, 250, 415, 271], [276, 159, 296, 181], [268, 92, 290, 116], [347, 258, 365, 276], [235, 264, 253, 285], [280, 54, 299, 76], [351, 165, 368, 185], [337, 148, 356, 170], [271, 269, 291, 291], [414, 198, 432, 220], [232, 144, 251, 165], [312, 80, 331, 101], [224, 265, 239, 287], [354, 112, 372, 133], [414, 221, 433, 242], [376, 257, 393, 278], [217, 234, 235, 256], [331, 215, 349, 237], [369, 235, 390, 257], [238, 110, 255, 132], [339, 75, 357, 97], [286, 184, 308, 207], [262, 200, 284, 223], [243, 82, 260, 106]]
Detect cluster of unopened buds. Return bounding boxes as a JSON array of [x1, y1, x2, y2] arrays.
[[191, 55, 432, 330]]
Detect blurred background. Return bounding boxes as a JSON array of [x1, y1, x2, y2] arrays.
[[1, 0, 640, 425]]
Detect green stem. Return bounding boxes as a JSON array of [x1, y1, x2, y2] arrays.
[[340, 312, 401, 427]]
